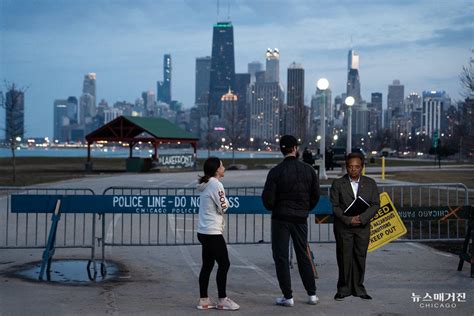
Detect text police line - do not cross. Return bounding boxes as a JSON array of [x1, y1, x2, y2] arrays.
[[11, 194, 333, 215]]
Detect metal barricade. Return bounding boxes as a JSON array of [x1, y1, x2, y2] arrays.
[[1, 182, 467, 278], [313, 183, 470, 242], [100, 183, 469, 251], [0, 187, 97, 256], [377, 183, 470, 242]]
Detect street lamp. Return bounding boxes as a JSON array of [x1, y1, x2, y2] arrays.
[[345, 96, 355, 157], [317, 78, 329, 180]]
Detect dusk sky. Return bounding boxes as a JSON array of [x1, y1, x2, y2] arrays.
[[1, 0, 473, 138]]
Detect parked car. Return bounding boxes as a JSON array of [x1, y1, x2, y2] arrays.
[[332, 147, 346, 162], [332, 147, 366, 161], [380, 148, 397, 157]]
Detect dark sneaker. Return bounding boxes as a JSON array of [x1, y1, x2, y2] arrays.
[[334, 293, 346, 301]]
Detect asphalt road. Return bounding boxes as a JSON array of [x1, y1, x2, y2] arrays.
[[0, 169, 473, 315]]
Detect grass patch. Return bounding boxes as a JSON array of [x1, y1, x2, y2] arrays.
[[389, 170, 474, 190]]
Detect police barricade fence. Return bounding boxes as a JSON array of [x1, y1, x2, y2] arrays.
[[2, 187, 99, 278], [316, 183, 470, 242], [0, 187, 96, 251], [100, 183, 469, 249], [377, 183, 470, 241], [2, 183, 469, 274]]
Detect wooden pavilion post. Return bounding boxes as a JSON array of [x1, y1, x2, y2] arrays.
[[192, 141, 197, 170], [87, 142, 91, 162], [129, 142, 133, 158], [85, 141, 93, 172]]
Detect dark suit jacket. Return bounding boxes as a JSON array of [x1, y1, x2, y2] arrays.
[[330, 174, 380, 228]]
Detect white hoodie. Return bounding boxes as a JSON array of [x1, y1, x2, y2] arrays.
[[197, 177, 229, 235]]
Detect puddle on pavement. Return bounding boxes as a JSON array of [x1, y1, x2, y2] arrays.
[[14, 259, 121, 285]]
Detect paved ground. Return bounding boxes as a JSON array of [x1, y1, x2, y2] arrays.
[[1, 242, 472, 315], [33, 168, 418, 193], [1, 169, 473, 315]]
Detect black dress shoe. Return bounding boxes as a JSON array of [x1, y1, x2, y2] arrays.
[[334, 293, 346, 301], [359, 294, 372, 300]]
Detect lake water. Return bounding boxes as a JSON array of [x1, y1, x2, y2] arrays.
[[0, 147, 281, 159]]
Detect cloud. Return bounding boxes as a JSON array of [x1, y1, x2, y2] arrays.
[[1, 0, 472, 137]]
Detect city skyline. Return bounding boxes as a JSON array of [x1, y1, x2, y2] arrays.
[[1, 0, 472, 137]]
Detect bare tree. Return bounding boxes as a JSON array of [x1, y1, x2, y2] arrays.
[[459, 51, 474, 97], [1, 81, 28, 184]]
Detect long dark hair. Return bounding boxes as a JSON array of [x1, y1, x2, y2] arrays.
[[198, 157, 222, 184]]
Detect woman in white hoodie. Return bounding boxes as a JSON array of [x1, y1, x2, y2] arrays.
[[196, 157, 240, 311]]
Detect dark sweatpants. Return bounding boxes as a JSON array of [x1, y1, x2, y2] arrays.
[[271, 219, 316, 299], [197, 233, 230, 299]]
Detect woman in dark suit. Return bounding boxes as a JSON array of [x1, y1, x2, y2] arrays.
[[330, 152, 380, 301]]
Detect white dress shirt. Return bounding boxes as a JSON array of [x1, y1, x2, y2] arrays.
[[350, 176, 360, 199]]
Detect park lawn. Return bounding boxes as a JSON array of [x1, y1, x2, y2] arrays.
[[389, 170, 474, 190]]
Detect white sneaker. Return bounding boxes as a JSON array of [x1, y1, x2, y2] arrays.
[[275, 296, 294, 307], [196, 297, 216, 310], [308, 294, 320, 305], [217, 297, 240, 310]]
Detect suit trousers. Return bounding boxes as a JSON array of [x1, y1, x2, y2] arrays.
[[271, 219, 316, 299], [334, 222, 370, 296]]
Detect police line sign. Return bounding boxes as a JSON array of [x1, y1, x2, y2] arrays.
[[11, 194, 332, 215], [368, 192, 407, 252]]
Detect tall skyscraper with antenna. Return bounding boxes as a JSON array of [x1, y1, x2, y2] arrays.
[[208, 21, 235, 117], [157, 54, 172, 104], [346, 49, 361, 104]]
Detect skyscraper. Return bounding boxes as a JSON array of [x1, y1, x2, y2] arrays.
[[387, 80, 405, 118], [67, 96, 78, 123], [371, 93, 383, 112], [142, 91, 156, 112], [248, 61, 263, 84], [53, 99, 68, 142], [406, 92, 421, 113], [369, 92, 382, 132], [353, 101, 369, 137], [286, 63, 305, 138], [5, 86, 24, 141], [209, 21, 235, 117], [265, 48, 280, 83], [234, 73, 250, 122], [422, 90, 450, 137], [79, 73, 97, 124], [82, 73, 96, 106], [249, 81, 283, 142], [195, 56, 212, 106], [221, 90, 240, 145], [157, 54, 172, 104], [407, 92, 422, 132], [79, 93, 95, 124], [83, 73, 96, 96], [346, 50, 361, 104]]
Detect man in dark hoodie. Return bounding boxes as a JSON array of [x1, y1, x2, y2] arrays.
[[262, 135, 321, 307]]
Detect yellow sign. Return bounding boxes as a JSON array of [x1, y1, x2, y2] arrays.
[[368, 192, 407, 252]]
